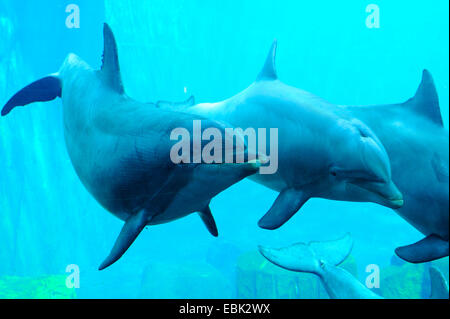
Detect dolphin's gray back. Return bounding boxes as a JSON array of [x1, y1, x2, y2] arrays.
[[189, 80, 341, 191], [185, 40, 341, 191]]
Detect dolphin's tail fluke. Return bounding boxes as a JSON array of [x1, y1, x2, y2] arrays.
[[258, 233, 353, 276], [429, 266, 449, 299], [1, 75, 61, 116]]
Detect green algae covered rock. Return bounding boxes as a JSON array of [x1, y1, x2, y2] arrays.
[[376, 256, 449, 299], [236, 251, 358, 299], [0, 274, 76, 299], [376, 262, 426, 299]]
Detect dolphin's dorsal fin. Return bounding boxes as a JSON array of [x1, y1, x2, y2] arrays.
[[403, 69, 442, 126], [256, 39, 278, 81], [100, 23, 124, 94]]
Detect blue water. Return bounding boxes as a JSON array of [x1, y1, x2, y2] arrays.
[[0, 0, 448, 298]]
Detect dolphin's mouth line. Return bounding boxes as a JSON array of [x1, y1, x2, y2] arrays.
[[349, 182, 403, 203], [388, 199, 404, 207]]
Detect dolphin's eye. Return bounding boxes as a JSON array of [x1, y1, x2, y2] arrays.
[[329, 166, 339, 177]]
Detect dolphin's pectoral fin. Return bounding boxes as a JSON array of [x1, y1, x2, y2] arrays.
[[258, 188, 309, 230], [198, 205, 218, 237], [99, 23, 124, 94], [2, 76, 61, 116], [98, 210, 148, 270], [395, 234, 449, 263], [256, 39, 278, 81], [156, 95, 195, 109]]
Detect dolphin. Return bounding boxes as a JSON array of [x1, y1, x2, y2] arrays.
[[259, 234, 382, 299], [162, 40, 404, 231], [1, 24, 261, 270], [166, 41, 448, 262], [340, 71, 449, 263], [259, 235, 449, 299]]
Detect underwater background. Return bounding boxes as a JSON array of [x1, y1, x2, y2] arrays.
[[0, 0, 448, 298]]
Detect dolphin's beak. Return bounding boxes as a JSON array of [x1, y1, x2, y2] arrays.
[[348, 179, 404, 209], [218, 157, 261, 177], [229, 148, 268, 172], [239, 158, 262, 172], [350, 131, 404, 209], [361, 137, 392, 185]]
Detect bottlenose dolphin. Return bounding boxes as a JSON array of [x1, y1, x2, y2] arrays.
[[259, 235, 449, 299], [1, 24, 260, 270], [341, 71, 449, 263], [259, 234, 382, 299], [167, 41, 448, 262], [162, 40, 403, 230]]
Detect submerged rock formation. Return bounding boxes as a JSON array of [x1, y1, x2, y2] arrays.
[[0, 274, 76, 298], [376, 256, 449, 299]]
